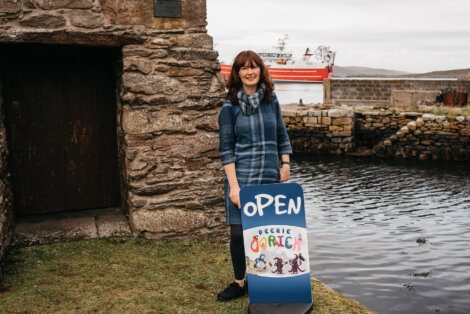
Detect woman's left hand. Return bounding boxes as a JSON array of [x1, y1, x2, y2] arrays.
[[280, 164, 290, 183]]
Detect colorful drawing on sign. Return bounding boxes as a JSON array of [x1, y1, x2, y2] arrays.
[[244, 225, 310, 278], [240, 183, 312, 305]]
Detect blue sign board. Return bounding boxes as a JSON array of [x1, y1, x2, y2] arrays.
[[240, 183, 312, 305]]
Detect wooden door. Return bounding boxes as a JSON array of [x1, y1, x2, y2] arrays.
[[1, 44, 121, 216]]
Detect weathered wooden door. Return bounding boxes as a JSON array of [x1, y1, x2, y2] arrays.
[[1, 44, 121, 216]]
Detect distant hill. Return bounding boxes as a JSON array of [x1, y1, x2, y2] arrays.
[[333, 66, 410, 78], [333, 66, 470, 80], [399, 68, 470, 79]]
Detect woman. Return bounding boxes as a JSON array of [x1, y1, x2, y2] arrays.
[[217, 51, 293, 301]]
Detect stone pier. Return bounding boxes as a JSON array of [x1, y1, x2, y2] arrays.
[[283, 105, 470, 161], [283, 105, 355, 154]]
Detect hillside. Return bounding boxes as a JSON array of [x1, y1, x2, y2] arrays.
[[333, 66, 410, 78], [399, 68, 470, 79], [333, 66, 470, 80]]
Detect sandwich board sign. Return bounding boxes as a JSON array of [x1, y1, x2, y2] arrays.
[[240, 183, 313, 314]]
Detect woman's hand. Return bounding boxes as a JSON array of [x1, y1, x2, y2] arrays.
[[280, 164, 290, 183], [229, 185, 241, 208]]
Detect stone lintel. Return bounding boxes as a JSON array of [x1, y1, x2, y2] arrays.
[[0, 29, 146, 46]]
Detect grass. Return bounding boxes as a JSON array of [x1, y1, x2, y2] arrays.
[[0, 237, 373, 314], [406, 106, 470, 119], [352, 105, 470, 119], [284, 103, 470, 120]]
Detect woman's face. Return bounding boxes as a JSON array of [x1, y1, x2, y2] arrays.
[[238, 61, 260, 89]]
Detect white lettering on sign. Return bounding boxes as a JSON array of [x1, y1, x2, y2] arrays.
[[243, 202, 258, 217], [243, 193, 302, 217], [288, 197, 302, 214], [274, 195, 287, 214]]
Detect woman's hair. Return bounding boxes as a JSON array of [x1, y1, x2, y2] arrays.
[[226, 50, 274, 102]]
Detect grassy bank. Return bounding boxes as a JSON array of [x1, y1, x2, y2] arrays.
[[0, 237, 373, 313]]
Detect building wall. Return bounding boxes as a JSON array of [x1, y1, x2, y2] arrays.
[[0, 0, 227, 257], [324, 79, 470, 106]]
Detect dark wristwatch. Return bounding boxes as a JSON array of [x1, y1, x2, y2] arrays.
[[281, 161, 290, 166]]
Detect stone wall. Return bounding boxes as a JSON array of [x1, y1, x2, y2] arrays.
[[282, 105, 355, 155], [283, 105, 470, 161], [354, 111, 410, 149], [358, 112, 470, 160], [0, 0, 227, 251], [324, 79, 470, 107]]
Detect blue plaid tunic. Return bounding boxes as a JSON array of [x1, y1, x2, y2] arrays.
[[218, 93, 293, 224]]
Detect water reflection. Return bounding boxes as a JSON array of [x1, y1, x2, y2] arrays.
[[290, 154, 470, 314]]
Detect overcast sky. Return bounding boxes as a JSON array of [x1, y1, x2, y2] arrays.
[[207, 0, 470, 73]]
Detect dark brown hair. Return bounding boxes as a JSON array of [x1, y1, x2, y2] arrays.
[[226, 50, 274, 102]]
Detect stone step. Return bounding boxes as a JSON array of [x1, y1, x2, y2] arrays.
[[12, 207, 132, 247]]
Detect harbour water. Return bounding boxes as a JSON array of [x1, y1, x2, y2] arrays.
[[290, 154, 470, 314], [274, 82, 324, 105]]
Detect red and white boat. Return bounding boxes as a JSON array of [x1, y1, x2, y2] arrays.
[[220, 35, 336, 83]]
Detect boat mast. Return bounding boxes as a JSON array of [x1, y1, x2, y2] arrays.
[[274, 34, 289, 52]]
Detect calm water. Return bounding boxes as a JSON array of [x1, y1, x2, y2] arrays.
[[275, 82, 323, 105], [290, 154, 470, 314]]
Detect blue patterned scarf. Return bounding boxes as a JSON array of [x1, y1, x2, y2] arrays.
[[237, 83, 266, 116]]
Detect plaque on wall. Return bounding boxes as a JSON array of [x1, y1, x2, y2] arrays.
[[154, 0, 181, 18]]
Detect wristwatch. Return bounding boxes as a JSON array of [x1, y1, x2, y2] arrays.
[[281, 161, 290, 166]]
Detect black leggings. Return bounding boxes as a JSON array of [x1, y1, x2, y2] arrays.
[[230, 224, 246, 280]]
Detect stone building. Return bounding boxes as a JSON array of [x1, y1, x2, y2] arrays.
[[0, 0, 227, 261]]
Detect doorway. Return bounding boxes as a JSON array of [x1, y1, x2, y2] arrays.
[[1, 44, 121, 216]]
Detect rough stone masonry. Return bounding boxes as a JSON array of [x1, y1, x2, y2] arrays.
[[0, 0, 227, 261], [283, 105, 470, 161]]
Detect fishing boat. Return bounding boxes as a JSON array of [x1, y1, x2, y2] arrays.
[[220, 35, 336, 83]]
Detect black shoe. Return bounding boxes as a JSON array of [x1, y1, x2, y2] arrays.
[[217, 282, 246, 301]]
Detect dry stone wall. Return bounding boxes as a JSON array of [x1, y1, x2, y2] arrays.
[[364, 112, 470, 160], [354, 111, 412, 149], [283, 106, 470, 161], [283, 106, 355, 154], [0, 0, 227, 253]]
